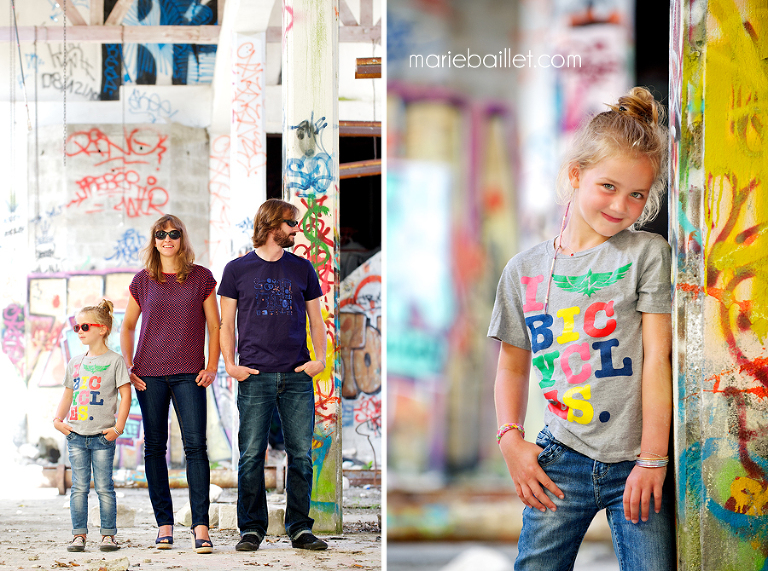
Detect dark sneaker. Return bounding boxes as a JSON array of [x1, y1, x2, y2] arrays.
[[236, 534, 262, 551], [291, 532, 328, 550]]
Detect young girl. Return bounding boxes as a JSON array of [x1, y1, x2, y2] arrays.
[[53, 299, 132, 553], [488, 87, 674, 570]]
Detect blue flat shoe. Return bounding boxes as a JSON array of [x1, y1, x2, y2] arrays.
[[155, 533, 173, 550], [191, 530, 213, 554]]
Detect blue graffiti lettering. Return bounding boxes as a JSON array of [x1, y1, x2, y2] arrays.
[[106, 229, 146, 266], [286, 154, 334, 197]]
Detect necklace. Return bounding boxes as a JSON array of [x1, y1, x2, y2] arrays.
[[75, 350, 89, 382], [555, 234, 575, 257], [544, 203, 572, 313]]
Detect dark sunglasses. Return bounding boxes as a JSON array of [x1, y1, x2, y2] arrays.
[[74, 323, 105, 333], [282, 219, 299, 227], [155, 230, 182, 240]]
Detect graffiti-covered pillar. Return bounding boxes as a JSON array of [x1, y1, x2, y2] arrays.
[[670, 1, 768, 569], [282, 0, 341, 533]]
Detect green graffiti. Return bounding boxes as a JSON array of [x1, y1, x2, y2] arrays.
[[301, 196, 332, 274]]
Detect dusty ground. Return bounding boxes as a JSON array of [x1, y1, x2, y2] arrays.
[[0, 467, 381, 571]]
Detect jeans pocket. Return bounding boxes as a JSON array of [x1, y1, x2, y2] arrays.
[[66, 432, 76, 441], [536, 428, 565, 467], [99, 434, 115, 446]]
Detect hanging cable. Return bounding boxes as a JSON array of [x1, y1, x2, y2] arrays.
[[63, 0, 67, 169], [121, 25, 126, 228], [9, 0, 15, 218], [10, 0, 31, 131], [34, 28, 40, 221]]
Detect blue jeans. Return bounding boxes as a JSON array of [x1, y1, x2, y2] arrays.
[[66, 432, 117, 536], [516, 427, 675, 571], [136, 374, 210, 529], [237, 372, 315, 539]]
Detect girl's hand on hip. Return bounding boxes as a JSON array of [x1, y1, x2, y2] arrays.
[[623, 465, 666, 523], [195, 369, 217, 388], [102, 428, 119, 442], [499, 436, 564, 512], [53, 420, 72, 436], [130, 373, 147, 391]]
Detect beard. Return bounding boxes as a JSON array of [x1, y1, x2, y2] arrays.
[[274, 229, 295, 248]]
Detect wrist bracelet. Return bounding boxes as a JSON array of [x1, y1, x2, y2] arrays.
[[497, 423, 525, 443], [640, 450, 667, 459], [53, 417, 63, 423], [636, 457, 669, 468], [113, 427, 123, 436]]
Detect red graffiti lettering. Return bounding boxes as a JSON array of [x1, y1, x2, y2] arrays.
[[314, 380, 340, 424], [233, 43, 267, 178], [66, 127, 167, 169], [353, 394, 382, 437], [67, 170, 169, 218]]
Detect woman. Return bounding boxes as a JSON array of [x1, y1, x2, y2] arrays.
[[121, 214, 219, 554]]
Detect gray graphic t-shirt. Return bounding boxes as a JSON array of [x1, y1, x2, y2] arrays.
[[488, 229, 671, 463], [63, 349, 131, 435]]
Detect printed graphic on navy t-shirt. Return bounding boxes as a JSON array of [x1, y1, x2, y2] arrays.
[[255, 278, 293, 315]]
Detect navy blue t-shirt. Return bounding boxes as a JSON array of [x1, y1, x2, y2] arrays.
[[218, 250, 323, 372]]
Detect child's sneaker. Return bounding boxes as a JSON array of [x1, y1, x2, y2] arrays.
[[100, 535, 120, 552], [67, 535, 86, 552]]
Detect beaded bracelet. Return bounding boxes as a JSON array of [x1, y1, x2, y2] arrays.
[[496, 423, 525, 443]]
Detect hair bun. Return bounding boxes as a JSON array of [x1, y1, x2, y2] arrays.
[[611, 87, 661, 126], [98, 298, 115, 316]]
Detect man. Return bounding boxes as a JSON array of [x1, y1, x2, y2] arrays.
[[219, 198, 328, 551]]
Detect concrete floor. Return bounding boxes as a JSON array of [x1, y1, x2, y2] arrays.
[[0, 464, 381, 571], [386, 542, 620, 571]]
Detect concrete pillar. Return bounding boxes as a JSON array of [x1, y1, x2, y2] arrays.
[[281, 0, 341, 533], [208, 0, 273, 470], [670, 1, 768, 569], [209, 1, 272, 280], [230, 32, 267, 235]]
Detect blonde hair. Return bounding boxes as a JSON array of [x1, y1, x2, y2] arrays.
[[79, 298, 115, 337], [141, 214, 195, 283], [252, 199, 300, 249], [556, 87, 669, 228]]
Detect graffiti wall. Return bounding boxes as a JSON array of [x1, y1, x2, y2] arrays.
[[340, 253, 381, 466], [30, 122, 210, 273], [119, 0, 218, 88], [387, 95, 524, 484], [9, 0, 218, 104], [3, 120, 217, 469], [670, 0, 768, 569], [387, 100, 457, 483]]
